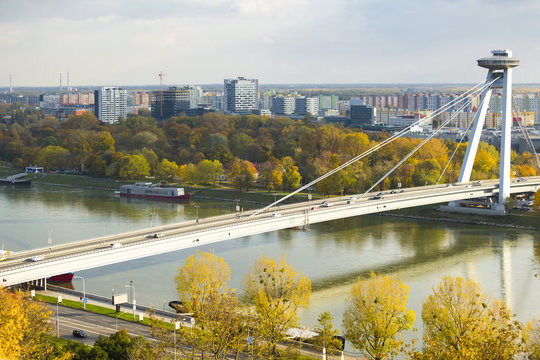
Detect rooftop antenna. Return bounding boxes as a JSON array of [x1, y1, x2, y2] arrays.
[[159, 71, 166, 120]]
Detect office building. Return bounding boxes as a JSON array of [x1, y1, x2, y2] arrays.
[[349, 99, 376, 126], [151, 85, 202, 120], [223, 77, 258, 114], [272, 95, 296, 115], [94, 87, 127, 124], [295, 96, 319, 117]]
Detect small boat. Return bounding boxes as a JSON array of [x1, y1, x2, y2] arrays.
[[48, 273, 74, 283], [118, 182, 190, 201], [0, 178, 31, 185]]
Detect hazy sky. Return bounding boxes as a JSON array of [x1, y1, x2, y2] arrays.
[[2, 0, 540, 87]]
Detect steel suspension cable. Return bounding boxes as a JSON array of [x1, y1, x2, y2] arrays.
[[249, 79, 496, 217], [358, 87, 480, 199]]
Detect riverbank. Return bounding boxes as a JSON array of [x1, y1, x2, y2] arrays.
[[0, 164, 312, 204], [386, 203, 540, 230]]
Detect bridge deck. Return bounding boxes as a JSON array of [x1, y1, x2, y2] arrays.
[[1, 177, 539, 287]]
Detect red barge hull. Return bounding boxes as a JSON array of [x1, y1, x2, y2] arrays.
[[48, 273, 74, 282]]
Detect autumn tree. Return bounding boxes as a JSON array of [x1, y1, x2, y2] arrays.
[[417, 276, 522, 360], [258, 160, 283, 191], [313, 311, 343, 353], [118, 154, 151, 180], [155, 158, 179, 181], [243, 255, 312, 358], [182, 163, 198, 184], [342, 272, 415, 360], [175, 251, 245, 359], [37, 145, 71, 170], [0, 287, 63, 359], [523, 316, 540, 359], [281, 156, 301, 191], [228, 158, 257, 191]]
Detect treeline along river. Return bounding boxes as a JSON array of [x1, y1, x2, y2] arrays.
[[1, 183, 539, 346]]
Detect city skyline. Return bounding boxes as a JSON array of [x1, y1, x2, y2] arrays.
[[1, 0, 540, 87]]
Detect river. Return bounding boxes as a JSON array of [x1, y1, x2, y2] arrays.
[[1, 183, 539, 350]]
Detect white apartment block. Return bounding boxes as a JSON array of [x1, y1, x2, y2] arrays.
[[94, 87, 127, 124], [223, 77, 258, 114]]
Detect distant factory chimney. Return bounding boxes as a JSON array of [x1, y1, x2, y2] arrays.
[[59, 73, 62, 91], [67, 72, 70, 91], [9, 74, 12, 93]]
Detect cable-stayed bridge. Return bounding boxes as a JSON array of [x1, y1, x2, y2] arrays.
[[1, 177, 538, 287], [1, 49, 540, 287]]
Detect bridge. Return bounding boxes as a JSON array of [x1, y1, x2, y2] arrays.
[[1, 177, 539, 287], [1, 48, 540, 287]]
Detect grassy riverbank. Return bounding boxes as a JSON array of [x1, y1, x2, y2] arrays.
[[1, 163, 312, 204]]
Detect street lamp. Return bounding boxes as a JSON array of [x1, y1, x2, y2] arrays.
[[74, 276, 86, 310], [125, 281, 136, 321], [56, 295, 62, 337], [174, 321, 180, 360], [194, 204, 199, 224], [115, 311, 125, 331], [273, 193, 277, 203]]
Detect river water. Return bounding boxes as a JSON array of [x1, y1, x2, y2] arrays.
[[1, 183, 539, 348]]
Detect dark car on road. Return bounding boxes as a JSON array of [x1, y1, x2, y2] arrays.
[[73, 329, 87, 338]]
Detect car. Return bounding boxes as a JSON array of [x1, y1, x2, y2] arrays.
[[73, 329, 87, 338], [376, 192, 383, 196], [399, 189, 405, 193], [517, 177, 526, 182], [369, 195, 384, 200], [321, 201, 331, 207], [30, 255, 44, 262], [347, 196, 358, 204], [110, 243, 122, 249], [272, 213, 281, 218], [445, 183, 452, 187], [146, 233, 163, 239], [389, 190, 397, 194]]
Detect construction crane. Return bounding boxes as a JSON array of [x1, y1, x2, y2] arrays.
[[159, 71, 167, 120]]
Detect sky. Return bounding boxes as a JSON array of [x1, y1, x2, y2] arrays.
[[1, 0, 540, 87]]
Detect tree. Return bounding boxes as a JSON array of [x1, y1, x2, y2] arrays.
[[243, 255, 312, 358], [93, 329, 155, 360], [417, 276, 522, 360], [175, 250, 231, 316], [37, 145, 71, 170], [534, 189, 540, 210], [174, 251, 245, 359], [258, 161, 283, 191], [342, 272, 415, 360], [523, 316, 540, 360], [0, 288, 60, 359], [313, 311, 343, 353], [118, 154, 150, 180], [281, 156, 301, 191], [155, 158, 179, 181], [228, 158, 257, 191]]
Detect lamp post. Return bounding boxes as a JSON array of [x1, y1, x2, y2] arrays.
[[194, 204, 199, 224], [174, 321, 180, 360], [273, 193, 277, 203], [56, 295, 62, 337], [74, 276, 86, 310], [115, 311, 125, 331], [125, 281, 136, 321]]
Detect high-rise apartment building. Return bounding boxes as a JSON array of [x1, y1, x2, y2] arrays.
[[350, 99, 376, 126], [151, 86, 201, 120], [295, 96, 319, 116], [94, 87, 127, 124], [272, 95, 296, 115], [223, 77, 258, 114]]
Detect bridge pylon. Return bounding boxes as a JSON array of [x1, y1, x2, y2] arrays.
[[448, 49, 519, 214]]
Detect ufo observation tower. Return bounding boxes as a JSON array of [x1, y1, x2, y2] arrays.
[[457, 49, 519, 212]]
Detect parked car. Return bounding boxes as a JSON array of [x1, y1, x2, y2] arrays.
[[73, 329, 87, 338]]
